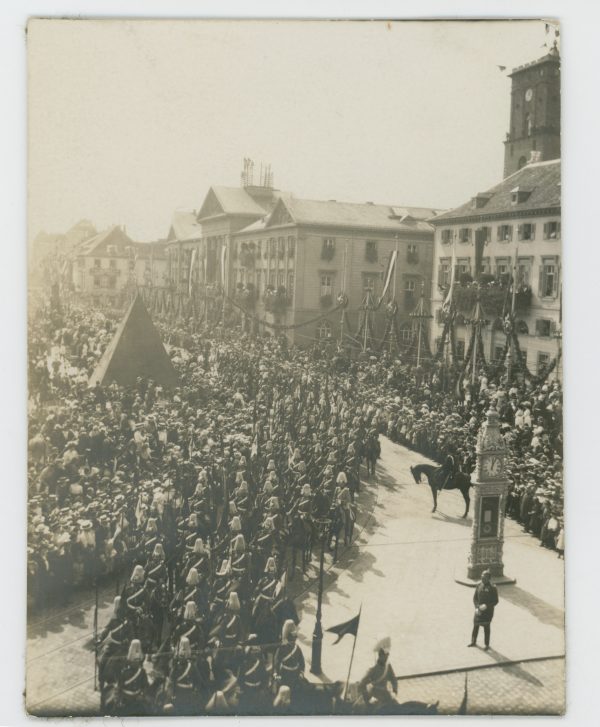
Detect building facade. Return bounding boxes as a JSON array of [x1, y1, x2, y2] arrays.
[[503, 45, 560, 178], [429, 159, 561, 374], [69, 226, 167, 306], [231, 196, 438, 346]]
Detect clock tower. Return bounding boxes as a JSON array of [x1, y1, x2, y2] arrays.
[[456, 402, 516, 586], [503, 43, 561, 178]]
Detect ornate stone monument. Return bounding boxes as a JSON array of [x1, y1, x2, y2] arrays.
[[456, 402, 516, 586]]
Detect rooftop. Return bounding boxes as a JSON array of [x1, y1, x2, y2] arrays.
[[251, 196, 440, 234], [431, 159, 561, 224]]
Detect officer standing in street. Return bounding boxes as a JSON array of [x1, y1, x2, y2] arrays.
[[468, 569, 499, 650]]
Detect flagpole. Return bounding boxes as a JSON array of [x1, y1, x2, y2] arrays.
[[343, 604, 362, 701]]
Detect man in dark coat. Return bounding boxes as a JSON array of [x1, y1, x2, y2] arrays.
[[468, 569, 499, 650]]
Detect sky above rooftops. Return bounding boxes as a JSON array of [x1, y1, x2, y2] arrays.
[[28, 18, 556, 242]]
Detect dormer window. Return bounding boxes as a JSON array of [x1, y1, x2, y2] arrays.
[[472, 193, 492, 209], [511, 186, 533, 204]]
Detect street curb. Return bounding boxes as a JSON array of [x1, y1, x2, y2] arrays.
[[395, 653, 565, 682]]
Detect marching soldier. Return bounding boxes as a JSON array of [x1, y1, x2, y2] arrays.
[[117, 639, 149, 715], [273, 620, 305, 701], [238, 634, 269, 713]]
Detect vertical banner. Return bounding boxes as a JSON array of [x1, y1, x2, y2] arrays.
[[221, 243, 227, 290], [189, 247, 197, 296]]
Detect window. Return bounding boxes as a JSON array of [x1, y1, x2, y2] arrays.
[[107, 276, 117, 289], [457, 258, 471, 276], [497, 225, 513, 242], [317, 320, 332, 340], [407, 243, 419, 264], [399, 323, 413, 343], [495, 257, 510, 279], [287, 237, 295, 258], [441, 229, 453, 245], [537, 351, 550, 369], [268, 271, 275, 287], [109, 259, 117, 269], [404, 278, 416, 293], [365, 240, 378, 262], [321, 238, 336, 260], [277, 272, 284, 288], [518, 223, 536, 241], [518, 156, 527, 170], [480, 257, 491, 275], [535, 319, 552, 337], [255, 270, 262, 296], [93, 276, 101, 288], [456, 339, 465, 360], [320, 273, 333, 297], [287, 272, 294, 293], [458, 228, 472, 243], [543, 221, 561, 240], [94, 258, 101, 268], [438, 258, 451, 287], [539, 258, 558, 298], [363, 273, 378, 295], [475, 227, 491, 244], [268, 238, 276, 257], [277, 237, 285, 258], [517, 258, 532, 287], [494, 346, 505, 362]]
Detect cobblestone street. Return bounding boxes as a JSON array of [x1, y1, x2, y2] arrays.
[[26, 437, 565, 716]]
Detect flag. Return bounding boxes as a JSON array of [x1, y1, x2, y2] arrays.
[[189, 247, 198, 296], [442, 238, 457, 312], [275, 570, 287, 598], [326, 610, 361, 645], [221, 244, 227, 288], [378, 249, 397, 304], [457, 673, 468, 715]]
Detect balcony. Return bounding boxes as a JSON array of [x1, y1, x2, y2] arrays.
[[445, 279, 532, 318]]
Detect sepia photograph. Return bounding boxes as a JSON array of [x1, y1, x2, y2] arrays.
[[24, 16, 566, 717]]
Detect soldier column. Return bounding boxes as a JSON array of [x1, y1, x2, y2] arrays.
[[456, 402, 516, 586]]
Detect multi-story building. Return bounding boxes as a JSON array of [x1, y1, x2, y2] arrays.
[[231, 196, 438, 346], [429, 158, 561, 374], [165, 210, 203, 290], [69, 225, 167, 305]]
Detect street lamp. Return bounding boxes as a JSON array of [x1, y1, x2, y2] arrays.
[[310, 516, 331, 675]]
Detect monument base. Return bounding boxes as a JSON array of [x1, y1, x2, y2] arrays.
[[454, 566, 516, 588]]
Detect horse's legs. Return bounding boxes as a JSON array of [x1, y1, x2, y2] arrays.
[[462, 488, 470, 519], [430, 485, 438, 513]]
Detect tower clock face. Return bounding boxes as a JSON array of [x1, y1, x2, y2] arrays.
[[525, 88, 533, 102], [482, 456, 503, 477]]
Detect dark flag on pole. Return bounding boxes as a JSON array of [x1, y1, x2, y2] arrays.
[[326, 610, 361, 645]]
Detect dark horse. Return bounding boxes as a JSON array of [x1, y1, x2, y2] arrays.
[[410, 455, 473, 518]]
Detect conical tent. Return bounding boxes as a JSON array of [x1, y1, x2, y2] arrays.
[[89, 295, 178, 389]]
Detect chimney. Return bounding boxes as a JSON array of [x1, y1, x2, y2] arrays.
[[528, 150, 542, 164]]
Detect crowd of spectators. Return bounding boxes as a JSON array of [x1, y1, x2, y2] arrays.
[[27, 294, 563, 714]]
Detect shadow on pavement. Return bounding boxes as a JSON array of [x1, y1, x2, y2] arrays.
[[500, 586, 564, 629], [433, 511, 472, 527], [485, 650, 545, 687]]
